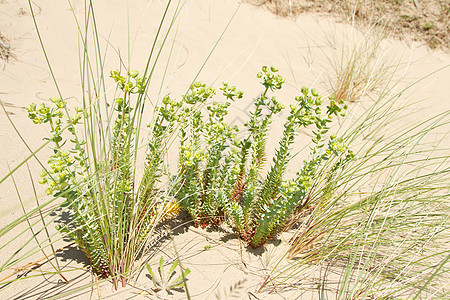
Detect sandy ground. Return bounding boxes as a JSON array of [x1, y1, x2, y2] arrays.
[[244, 0, 450, 50], [0, 0, 449, 299]]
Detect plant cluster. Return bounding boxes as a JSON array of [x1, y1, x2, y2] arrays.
[[26, 69, 178, 288], [257, 89, 450, 298], [172, 66, 353, 247], [27, 66, 351, 284], [2, 1, 446, 297], [13, 61, 449, 298]]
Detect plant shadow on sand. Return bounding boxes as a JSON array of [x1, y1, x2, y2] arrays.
[[5, 205, 287, 299], [147, 210, 278, 256], [5, 209, 95, 299]]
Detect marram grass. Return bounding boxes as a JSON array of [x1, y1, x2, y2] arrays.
[[1, 0, 186, 290], [257, 69, 450, 299]]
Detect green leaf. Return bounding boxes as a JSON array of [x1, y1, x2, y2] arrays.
[[146, 263, 158, 288], [168, 268, 191, 289], [158, 256, 165, 285], [168, 259, 179, 282]]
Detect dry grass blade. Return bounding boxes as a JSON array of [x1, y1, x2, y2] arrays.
[[0, 242, 74, 284], [215, 279, 247, 299], [326, 21, 394, 103], [0, 33, 13, 69]]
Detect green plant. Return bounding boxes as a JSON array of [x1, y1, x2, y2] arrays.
[[257, 70, 450, 298], [1, 0, 447, 298], [0, 0, 187, 291], [171, 81, 239, 228], [25, 68, 178, 287], [173, 66, 352, 247], [145, 256, 190, 295], [0, 0, 244, 296]]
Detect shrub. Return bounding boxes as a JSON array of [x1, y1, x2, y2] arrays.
[[173, 66, 353, 247], [26, 69, 178, 288]]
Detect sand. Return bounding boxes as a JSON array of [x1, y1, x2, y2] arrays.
[[0, 0, 449, 299]]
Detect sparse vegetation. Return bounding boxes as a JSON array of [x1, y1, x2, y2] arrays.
[[258, 76, 450, 298], [244, 0, 450, 49], [327, 23, 394, 103], [1, 0, 185, 291], [145, 257, 190, 296], [24, 68, 179, 287]]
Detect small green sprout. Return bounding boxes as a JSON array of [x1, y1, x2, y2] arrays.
[[145, 257, 191, 295]]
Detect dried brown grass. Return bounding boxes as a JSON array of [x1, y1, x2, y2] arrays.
[[0, 33, 12, 67], [244, 0, 450, 50]]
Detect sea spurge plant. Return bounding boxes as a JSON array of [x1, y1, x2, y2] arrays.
[[230, 78, 350, 247], [230, 67, 285, 240], [173, 66, 352, 247], [174, 82, 243, 227], [110, 69, 146, 94], [27, 97, 83, 196], [27, 69, 178, 288]]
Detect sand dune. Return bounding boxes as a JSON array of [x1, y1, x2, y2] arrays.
[[0, 0, 449, 298]]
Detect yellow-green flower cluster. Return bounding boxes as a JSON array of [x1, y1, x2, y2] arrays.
[[27, 96, 85, 197], [39, 150, 74, 195], [27, 97, 65, 124], [327, 134, 351, 156], [180, 144, 204, 167], [281, 179, 301, 195], [257, 66, 285, 91], [220, 82, 244, 101], [110, 69, 146, 94], [183, 82, 216, 105]]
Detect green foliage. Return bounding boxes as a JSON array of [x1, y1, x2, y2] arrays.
[[256, 76, 450, 298], [232, 70, 352, 247], [145, 257, 190, 293], [26, 69, 174, 286], [24, 65, 351, 288], [173, 66, 353, 247], [173, 82, 242, 228]]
